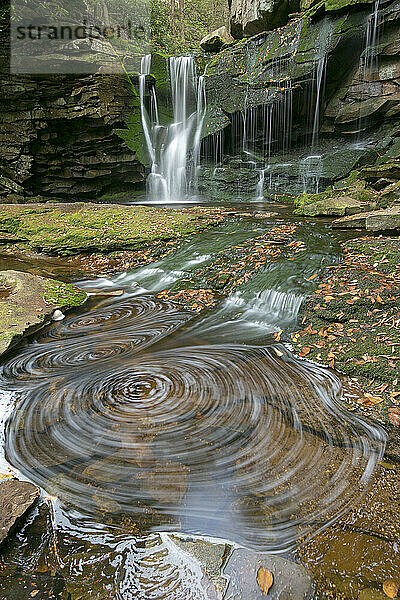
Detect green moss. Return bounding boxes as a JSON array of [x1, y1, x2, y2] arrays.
[[0, 216, 21, 234], [324, 0, 374, 11], [294, 190, 331, 208], [293, 237, 400, 415], [334, 170, 361, 189], [0, 203, 225, 256], [42, 279, 87, 308], [115, 82, 148, 167]]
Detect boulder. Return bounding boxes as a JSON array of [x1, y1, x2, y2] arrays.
[[300, 196, 373, 216], [332, 206, 400, 230], [229, 0, 298, 38], [200, 27, 233, 52], [223, 547, 312, 600], [380, 180, 400, 203], [0, 480, 40, 546], [169, 535, 228, 599], [0, 270, 87, 356], [368, 206, 400, 231], [320, 148, 377, 180]]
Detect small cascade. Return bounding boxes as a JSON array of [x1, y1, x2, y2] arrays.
[[139, 55, 206, 202], [362, 0, 380, 77], [139, 55, 156, 164], [255, 168, 266, 200], [298, 26, 331, 193], [299, 154, 323, 194], [358, 0, 380, 132], [311, 55, 327, 150]]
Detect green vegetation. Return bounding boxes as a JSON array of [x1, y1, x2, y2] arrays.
[[42, 279, 87, 308], [0, 203, 225, 256], [0, 271, 88, 355], [292, 237, 400, 422], [151, 0, 229, 54]]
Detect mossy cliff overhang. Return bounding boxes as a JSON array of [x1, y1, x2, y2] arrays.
[[229, 0, 381, 40], [229, 0, 301, 39], [203, 0, 398, 138]]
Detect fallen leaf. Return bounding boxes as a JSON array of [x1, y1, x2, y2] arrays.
[[257, 567, 274, 595], [300, 347, 311, 357], [383, 580, 399, 598], [388, 407, 400, 427]]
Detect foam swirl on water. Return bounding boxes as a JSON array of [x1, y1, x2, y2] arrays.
[[2, 296, 386, 551]]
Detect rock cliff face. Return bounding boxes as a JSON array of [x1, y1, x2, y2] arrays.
[[201, 0, 399, 198], [229, 0, 300, 38], [0, 26, 146, 203], [204, 0, 399, 155]]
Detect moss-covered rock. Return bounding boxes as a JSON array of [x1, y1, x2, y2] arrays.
[[0, 270, 87, 356], [291, 237, 400, 425], [0, 203, 226, 256], [296, 195, 373, 216]]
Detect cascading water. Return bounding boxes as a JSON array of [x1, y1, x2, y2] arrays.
[[139, 55, 206, 202], [311, 55, 327, 151], [298, 26, 331, 193], [139, 54, 157, 164], [357, 0, 380, 133], [0, 213, 388, 597], [299, 154, 323, 194]]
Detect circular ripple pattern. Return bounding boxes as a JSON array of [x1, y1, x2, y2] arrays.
[[2, 296, 386, 550]]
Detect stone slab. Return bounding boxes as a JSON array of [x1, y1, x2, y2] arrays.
[[0, 480, 40, 546], [0, 270, 87, 356], [223, 547, 313, 600], [332, 206, 400, 230]]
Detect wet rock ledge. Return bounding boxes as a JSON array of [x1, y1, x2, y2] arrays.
[[0, 480, 40, 547]]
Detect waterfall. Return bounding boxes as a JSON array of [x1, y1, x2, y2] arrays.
[[255, 168, 266, 200], [139, 55, 156, 164], [357, 0, 380, 133], [311, 55, 327, 150], [362, 0, 380, 78], [139, 55, 206, 202], [299, 155, 323, 194]]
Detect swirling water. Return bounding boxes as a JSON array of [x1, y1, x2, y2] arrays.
[[0, 213, 387, 598]]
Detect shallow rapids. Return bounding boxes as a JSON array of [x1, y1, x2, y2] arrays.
[[1, 291, 386, 551]]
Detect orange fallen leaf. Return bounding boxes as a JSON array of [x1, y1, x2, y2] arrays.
[[388, 407, 400, 427], [257, 567, 274, 595], [300, 347, 311, 357], [383, 580, 399, 598], [363, 393, 384, 405]]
